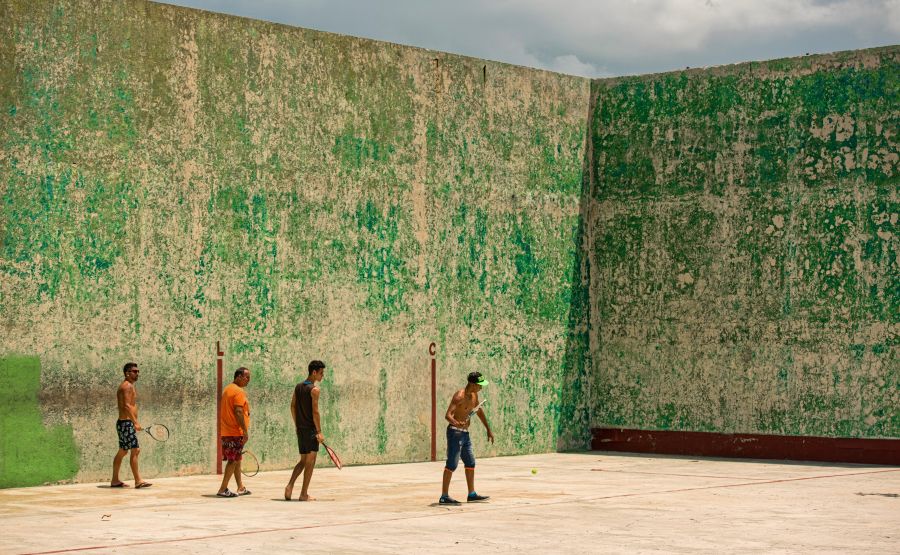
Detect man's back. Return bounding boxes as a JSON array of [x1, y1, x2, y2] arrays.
[[220, 383, 249, 437], [294, 381, 316, 429]]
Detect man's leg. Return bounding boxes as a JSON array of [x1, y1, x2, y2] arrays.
[[441, 428, 462, 502], [112, 448, 127, 485], [285, 454, 307, 500], [464, 467, 475, 494], [234, 460, 244, 492], [299, 452, 317, 501], [218, 461, 236, 494], [462, 434, 476, 494], [129, 447, 144, 485], [442, 468, 454, 496], [461, 433, 487, 501]]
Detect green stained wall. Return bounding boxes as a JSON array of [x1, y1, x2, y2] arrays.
[[587, 48, 899, 438], [1, 0, 895, 489], [0, 356, 79, 487], [0, 0, 591, 485]]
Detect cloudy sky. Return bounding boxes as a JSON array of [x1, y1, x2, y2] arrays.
[[155, 0, 900, 77]]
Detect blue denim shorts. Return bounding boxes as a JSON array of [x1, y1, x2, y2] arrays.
[[445, 426, 476, 471]]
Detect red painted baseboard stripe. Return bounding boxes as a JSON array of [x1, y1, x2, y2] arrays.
[[592, 427, 900, 465]]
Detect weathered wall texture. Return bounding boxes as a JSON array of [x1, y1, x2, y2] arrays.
[[2, 0, 895, 489], [0, 0, 591, 485], [587, 48, 898, 438]]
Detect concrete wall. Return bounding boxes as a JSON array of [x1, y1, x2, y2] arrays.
[[1, 0, 895, 489], [0, 0, 591, 486], [587, 48, 898, 438]]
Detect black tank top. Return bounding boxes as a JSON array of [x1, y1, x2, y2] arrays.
[[295, 380, 315, 430]]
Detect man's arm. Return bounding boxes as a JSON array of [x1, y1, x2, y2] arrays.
[[311, 387, 323, 442], [290, 389, 297, 428], [445, 392, 464, 427], [123, 385, 141, 430], [476, 408, 494, 443], [234, 406, 248, 439]]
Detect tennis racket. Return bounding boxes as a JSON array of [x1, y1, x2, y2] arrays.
[[240, 449, 260, 477], [322, 442, 343, 470], [467, 399, 487, 420], [142, 424, 170, 442]]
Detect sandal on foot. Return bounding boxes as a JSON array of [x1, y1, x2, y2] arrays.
[[110, 482, 128, 488], [216, 489, 238, 498], [237, 488, 252, 496], [135, 482, 153, 489]]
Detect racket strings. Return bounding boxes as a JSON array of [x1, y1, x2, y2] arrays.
[[147, 424, 169, 441], [241, 451, 260, 477]]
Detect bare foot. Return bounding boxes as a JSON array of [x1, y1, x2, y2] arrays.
[[298, 494, 316, 501], [284, 486, 293, 500]]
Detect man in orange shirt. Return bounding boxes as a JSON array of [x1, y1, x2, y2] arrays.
[[217, 367, 252, 498]]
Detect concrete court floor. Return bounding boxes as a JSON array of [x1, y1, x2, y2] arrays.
[[1, 452, 897, 554]]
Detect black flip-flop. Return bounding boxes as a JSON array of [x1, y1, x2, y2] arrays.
[[110, 482, 128, 488], [135, 482, 153, 489]]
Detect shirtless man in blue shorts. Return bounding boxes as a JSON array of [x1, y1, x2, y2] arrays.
[[439, 371, 494, 504]]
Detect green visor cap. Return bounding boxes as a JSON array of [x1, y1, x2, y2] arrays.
[[468, 372, 489, 386]]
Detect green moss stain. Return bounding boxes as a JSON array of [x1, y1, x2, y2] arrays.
[[7, 0, 892, 486], [354, 200, 412, 321], [333, 129, 395, 169], [557, 175, 591, 447], [376, 367, 388, 454], [0, 356, 79, 487], [589, 48, 899, 439]]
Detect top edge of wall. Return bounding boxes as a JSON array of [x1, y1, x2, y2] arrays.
[[132, 0, 590, 83], [592, 44, 900, 85]]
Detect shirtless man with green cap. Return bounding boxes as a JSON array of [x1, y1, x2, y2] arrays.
[[439, 371, 494, 505]]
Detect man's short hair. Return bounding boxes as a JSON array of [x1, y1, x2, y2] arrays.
[[234, 367, 249, 379], [308, 360, 326, 374], [123, 362, 137, 375]]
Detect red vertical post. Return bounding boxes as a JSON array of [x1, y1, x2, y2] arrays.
[[216, 341, 224, 475], [429, 342, 437, 462]]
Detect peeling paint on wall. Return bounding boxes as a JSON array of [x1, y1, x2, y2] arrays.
[[2, 0, 893, 488], [587, 48, 899, 439], [0, 0, 590, 485]]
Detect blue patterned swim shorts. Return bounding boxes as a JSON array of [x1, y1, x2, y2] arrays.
[[116, 419, 139, 450]]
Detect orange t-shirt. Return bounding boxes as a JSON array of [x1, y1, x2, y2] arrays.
[[220, 383, 250, 437]]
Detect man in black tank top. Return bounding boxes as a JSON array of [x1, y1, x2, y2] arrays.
[[284, 360, 326, 501]]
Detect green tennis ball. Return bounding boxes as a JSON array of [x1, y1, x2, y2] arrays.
[[531, 468, 537, 474]]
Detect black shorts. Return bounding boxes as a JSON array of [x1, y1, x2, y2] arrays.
[[297, 428, 319, 454]]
